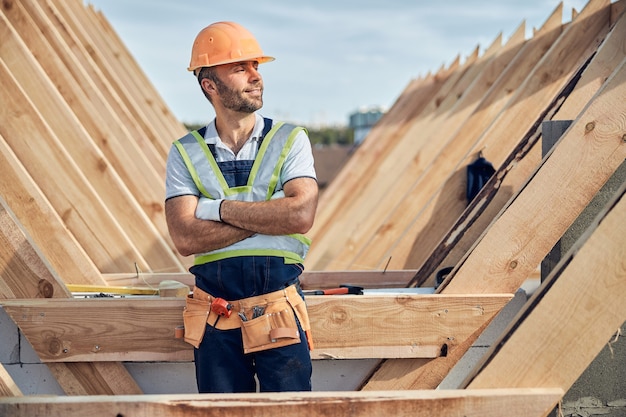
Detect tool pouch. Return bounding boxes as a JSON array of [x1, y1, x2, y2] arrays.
[[182, 294, 210, 348], [240, 302, 301, 354]]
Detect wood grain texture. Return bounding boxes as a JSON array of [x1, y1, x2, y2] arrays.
[[0, 197, 71, 300], [0, 388, 564, 417], [412, 4, 626, 287], [467, 183, 626, 391], [0, 294, 511, 362], [0, 364, 22, 397], [443, 56, 626, 295]]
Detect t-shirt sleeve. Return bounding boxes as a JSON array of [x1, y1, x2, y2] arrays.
[[165, 145, 200, 200], [280, 129, 317, 186]]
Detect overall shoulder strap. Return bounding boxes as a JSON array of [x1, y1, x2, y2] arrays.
[[258, 117, 273, 150], [203, 118, 273, 157]]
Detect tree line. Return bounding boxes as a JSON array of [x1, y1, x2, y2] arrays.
[[184, 123, 354, 146]]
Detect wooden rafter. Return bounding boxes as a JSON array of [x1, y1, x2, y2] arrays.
[[466, 181, 626, 390]]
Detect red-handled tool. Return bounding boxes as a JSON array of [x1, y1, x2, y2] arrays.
[[303, 284, 363, 296]]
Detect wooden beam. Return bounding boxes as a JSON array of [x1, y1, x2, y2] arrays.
[[0, 294, 511, 362], [360, 0, 610, 272], [0, 202, 140, 395], [0, 196, 71, 299], [15, 0, 167, 178], [363, 3, 618, 389], [0, 13, 182, 274], [46, 0, 173, 159], [299, 270, 420, 289], [0, 131, 104, 287], [307, 294, 510, 359], [305, 68, 459, 270], [411, 2, 626, 287], [101, 270, 420, 290], [4, 0, 169, 227], [0, 60, 146, 273], [326, 20, 528, 273], [0, 196, 141, 394], [45, 362, 141, 396], [0, 388, 564, 417], [306, 43, 488, 271], [466, 182, 626, 391], [442, 55, 626, 295], [0, 364, 22, 396]]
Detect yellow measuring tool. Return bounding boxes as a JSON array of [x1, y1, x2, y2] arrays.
[[66, 284, 158, 296]]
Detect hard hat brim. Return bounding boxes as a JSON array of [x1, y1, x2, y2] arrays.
[[188, 55, 275, 72]]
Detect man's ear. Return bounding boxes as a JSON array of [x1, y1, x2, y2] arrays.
[[201, 78, 217, 97]]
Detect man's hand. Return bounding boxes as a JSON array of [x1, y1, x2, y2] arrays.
[[219, 177, 318, 236], [165, 195, 253, 257]]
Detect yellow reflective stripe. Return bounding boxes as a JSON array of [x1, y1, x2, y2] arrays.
[[266, 126, 306, 200], [248, 121, 285, 192], [289, 233, 312, 246], [194, 249, 304, 265], [190, 130, 231, 196], [174, 139, 214, 199]]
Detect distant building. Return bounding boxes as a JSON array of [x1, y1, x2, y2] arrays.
[[349, 107, 385, 145]]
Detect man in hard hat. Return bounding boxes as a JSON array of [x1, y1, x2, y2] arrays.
[[164, 21, 318, 393]]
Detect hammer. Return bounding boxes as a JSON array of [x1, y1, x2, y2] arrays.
[[303, 284, 364, 296]]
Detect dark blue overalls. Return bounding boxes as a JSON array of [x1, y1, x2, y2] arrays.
[[189, 122, 312, 393]]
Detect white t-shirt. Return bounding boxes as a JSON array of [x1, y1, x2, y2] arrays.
[[165, 114, 316, 200]]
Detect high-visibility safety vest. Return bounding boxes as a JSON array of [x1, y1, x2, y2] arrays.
[[172, 120, 312, 266]]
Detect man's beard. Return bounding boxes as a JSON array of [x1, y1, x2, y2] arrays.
[[214, 76, 263, 113]]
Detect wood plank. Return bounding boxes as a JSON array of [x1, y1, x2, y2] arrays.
[[412, 6, 626, 286], [0, 58, 146, 273], [356, 0, 611, 272], [307, 294, 510, 359], [369, 53, 626, 391], [5, 0, 174, 239], [48, 0, 172, 159], [442, 56, 626, 295], [305, 66, 459, 270], [0, 388, 565, 417], [0, 12, 183, 274], [307, 48, 485, 271], [0, 197, 72, 299], [466, 182, 626, 391], [331, 23, 527, 272], [0, 134, 103, 286], [0, 199, 140, 395], [363, 4, 616, 389], [361, 317, 491, 391], [45, 362, 141, 396], [101, 270, 419, 292], [0, 294, 511, 362], [15, 0, 168, 178], [370, 53, 626, 390], [81, 1, 183, 141], [0, 364, 22, 396], [299, 270, 420, 289]]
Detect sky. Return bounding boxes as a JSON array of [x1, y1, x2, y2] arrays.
[[86, 0, 589, 127]]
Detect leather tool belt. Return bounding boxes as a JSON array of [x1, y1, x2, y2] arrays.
[[181, 284, 314, 354]]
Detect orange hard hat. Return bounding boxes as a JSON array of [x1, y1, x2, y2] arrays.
[[188, 21, 275, 72]]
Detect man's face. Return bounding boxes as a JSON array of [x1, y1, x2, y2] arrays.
[[213, 61, 264, 113]]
